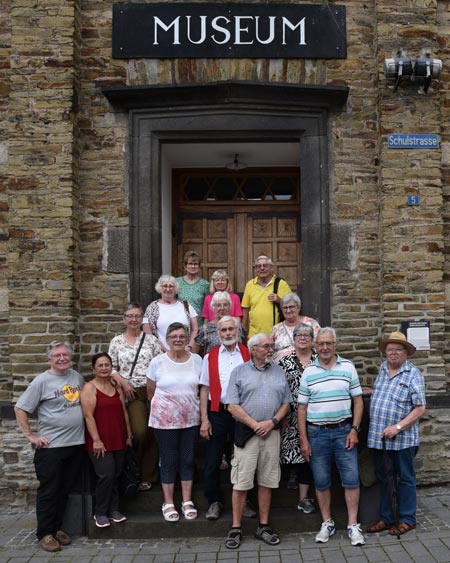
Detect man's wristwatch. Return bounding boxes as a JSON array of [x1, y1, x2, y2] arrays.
[[396, 424, 402, 432], [351, 425, 360, 432], [271, 417, 280, 428]]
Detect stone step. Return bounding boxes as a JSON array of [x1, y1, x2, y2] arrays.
[[87, 482, 380, 540], [88, 506, 332, 540]]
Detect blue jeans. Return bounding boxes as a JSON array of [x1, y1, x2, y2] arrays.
[[204, 406, 235, 505], [374, 446, 418, 525], [307, 423, 359, 490]]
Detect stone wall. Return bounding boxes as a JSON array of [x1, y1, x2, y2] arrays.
[[0, 0, 12, 401], [5, 0, 82, 399]]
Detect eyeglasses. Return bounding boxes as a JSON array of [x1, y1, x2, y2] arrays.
[[255, 344, 275, 350], [186, 262, 199, 266], [219, 327, 237, 333], [282, 305, 298, 311], [161, 284, 176, 289], [167, 334, 187, 341], [51, 353, 71, 358], [316, 341, 336, 348], [124, 314, 143, 320], [294, 334, 312, 340], [386, 348, 406, 355], [95, 363, 111, 369], [255, 263, 270, 269]]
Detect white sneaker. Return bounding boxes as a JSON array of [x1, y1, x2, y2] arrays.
[[315, 519, 336, 543], [348, 523, 365, 546]]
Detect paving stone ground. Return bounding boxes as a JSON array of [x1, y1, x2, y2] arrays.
[[1, 487, 450, 562]]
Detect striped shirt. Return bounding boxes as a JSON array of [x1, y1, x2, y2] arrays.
[[297, 354, 362, 424], [367, 359, 425, 450]]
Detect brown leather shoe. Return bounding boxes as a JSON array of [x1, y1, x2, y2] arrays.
[[55, 530, 72, 546], [366, 520, 393, 533], [39, 534, 61, 552], [388, 522, 416, 536]]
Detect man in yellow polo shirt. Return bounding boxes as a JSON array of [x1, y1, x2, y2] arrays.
[[242, 256, 292, 338]]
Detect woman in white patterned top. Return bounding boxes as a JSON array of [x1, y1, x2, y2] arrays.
[[109, 302, 162, 491]]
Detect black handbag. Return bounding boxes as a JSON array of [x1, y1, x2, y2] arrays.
[[234, 421, 255, 448], [119, 447, 140, 497]]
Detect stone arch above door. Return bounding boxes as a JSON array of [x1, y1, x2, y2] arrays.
[[102, 81, 349, 324]]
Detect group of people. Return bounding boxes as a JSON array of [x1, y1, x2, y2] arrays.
[[13, 251, 426, 554]]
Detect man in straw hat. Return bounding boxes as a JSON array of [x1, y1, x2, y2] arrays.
[[366, 331, 426, 536]]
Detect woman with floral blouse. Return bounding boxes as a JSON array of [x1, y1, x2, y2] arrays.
[[108, 302, 162, 491]]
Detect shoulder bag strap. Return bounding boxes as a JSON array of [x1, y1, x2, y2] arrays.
[[129, 332, 146, 379], [273, 277, 280, 325]]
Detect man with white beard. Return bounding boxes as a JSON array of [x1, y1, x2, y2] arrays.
[[200, 316, 251, 521]]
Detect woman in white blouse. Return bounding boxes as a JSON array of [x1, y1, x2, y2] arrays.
[[147, 322, 202, 522]]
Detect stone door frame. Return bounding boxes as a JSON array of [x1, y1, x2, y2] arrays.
[[102, 81, 349, 324]]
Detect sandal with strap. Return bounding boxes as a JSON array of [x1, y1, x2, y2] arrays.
[[388, 522, 416, 536], [255, 525, 280, 545], [181, 500, 197, 520], [162, 503, 179, 522], [225, 528, 242, 549], [367, 520, 393, 533]]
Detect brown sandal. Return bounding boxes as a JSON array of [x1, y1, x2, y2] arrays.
[[366, 520, 393, 533], [388, 522, 416, 536]]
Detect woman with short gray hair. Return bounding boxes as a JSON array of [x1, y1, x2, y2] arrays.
[[278, 323, 316, 512], [147, 322, 202, 522], [143, 275, 198, 352], [271, 293, 320, 362]]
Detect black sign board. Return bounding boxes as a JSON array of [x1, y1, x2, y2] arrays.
[[113, 3, 346, 59]]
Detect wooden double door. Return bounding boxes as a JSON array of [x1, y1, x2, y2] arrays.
[[172, 168, 301, 294]]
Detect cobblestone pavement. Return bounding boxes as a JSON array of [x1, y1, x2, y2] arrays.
[[1, 487, 450, 562]]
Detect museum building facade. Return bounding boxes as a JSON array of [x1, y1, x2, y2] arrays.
[[0, 0, 450, 505]]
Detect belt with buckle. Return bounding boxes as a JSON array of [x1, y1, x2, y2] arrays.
[[308, 419, 350, 430]]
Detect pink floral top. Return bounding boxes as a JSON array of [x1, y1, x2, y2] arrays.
[[108, 333, 162, 388], [146, 353, 202, 429]]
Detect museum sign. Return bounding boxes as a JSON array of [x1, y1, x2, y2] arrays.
[[112, 3, 347, 59]]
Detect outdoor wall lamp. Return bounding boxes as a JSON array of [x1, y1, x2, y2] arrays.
[[413, 54, 442, 93], [384, 49, 442, 93], [384, 50, 413, 91]]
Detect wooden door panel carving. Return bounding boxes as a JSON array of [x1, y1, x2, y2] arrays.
[[173, 168, 301, 294]]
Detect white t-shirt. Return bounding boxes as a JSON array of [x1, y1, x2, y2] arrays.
[[144, 301, 197, 349], [147, 353, 202, 429]]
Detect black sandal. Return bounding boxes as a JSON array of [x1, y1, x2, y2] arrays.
[[225, 528, 242, 549], [255, 525, 280, 545]]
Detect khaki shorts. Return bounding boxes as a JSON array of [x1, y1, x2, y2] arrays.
[[231, 430, 281, 490]]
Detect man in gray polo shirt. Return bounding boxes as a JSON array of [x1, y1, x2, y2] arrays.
[[224, 333, 292, 549], [15, 340, 85, 553]]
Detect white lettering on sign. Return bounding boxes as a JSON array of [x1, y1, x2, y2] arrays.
[[282, 17, 306, 45], [255, 16, 276, 44], [387, 134, 439, 149], [186, 16, 207, 44], [153, 16, 181, 45], [211, 17, 231, 44], [152, 15, 307, 46]]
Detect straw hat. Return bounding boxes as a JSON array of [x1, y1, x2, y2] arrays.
[[378, 331, 416, 356]]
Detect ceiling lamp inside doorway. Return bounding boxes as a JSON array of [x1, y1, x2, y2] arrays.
[[225, 153, 248, 171]]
